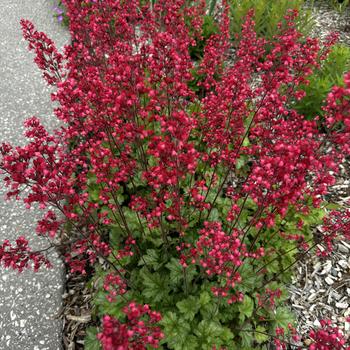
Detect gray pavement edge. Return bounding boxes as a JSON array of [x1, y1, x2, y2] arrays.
[[0, 1, 69, 349]]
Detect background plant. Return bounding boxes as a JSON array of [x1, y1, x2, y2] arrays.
[[53, 1, 69, 26], [324, 0, 350, 12], [229, 0, 314, 43], [294, 43, 350, 125], [1, 1, 350, 349]]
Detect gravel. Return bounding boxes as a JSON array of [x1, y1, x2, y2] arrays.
[[306, 0, 350, 45], [287, 156, 350, 347], [287, 1, 350, 337]]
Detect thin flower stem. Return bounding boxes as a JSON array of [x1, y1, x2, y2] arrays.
[[50, 199, 127, 278], [262, 240, 319, 287], [255, 237, 315, 275], [228, 191, 250, 234], [235, 327, 299, 348], [205, 89, 270, 220]]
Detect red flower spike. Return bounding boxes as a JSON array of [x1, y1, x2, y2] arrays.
[[0, 237, 51, 272], [97, 302, 163, 350], [308, 319, 350, 350]]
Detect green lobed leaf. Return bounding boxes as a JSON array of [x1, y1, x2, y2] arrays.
[[85, 327, 102, 350], [138, 249, 162, 270], [199, 291, 211, 306], [255, 326, 269, 344], [160, 312, 192, 349], [140, 268, 170, 303], [272, 307, 295, 330], [176, 296, 200, 321], [200, 300, 219, 320], [166, 258, 197, 287], [178, 335, 199, 350], [194, 320, 233, 348], [238, 295, 254, 323], [240, 324, 253, 348], [239, 263, 262, 292]]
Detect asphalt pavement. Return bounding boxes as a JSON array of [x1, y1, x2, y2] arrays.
[[0, 1, 69, 349]]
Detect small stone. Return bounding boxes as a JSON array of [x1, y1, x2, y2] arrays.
[[313, 319, 321, 327], [1, 275, 8, 282], [317, 244, 325, 253], [338, 244, 349, 254], [331, 268, 338, 277], [321, 261, 332, 274], [310, 304, 317, 313], [325, 276, 334, 285], [342, 241, 350, 249], [338, 260, 348, 269], [312, 262, 321, 274], [341, 242, 350, 252], [335, 302, 349, 309], [304, 339, 313, 346], [308, 293, 317, 302], [331, 291, 342, 301]]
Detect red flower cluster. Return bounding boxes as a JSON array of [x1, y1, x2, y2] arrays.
[[257, 287, 282, 309], [1, 0, 348, 274], [0, 236, 51, 272], [180, 221, 248, 303], [324, 72, 350, 155], [36, 210, 61, 238], [274, 323, 300, 350], [21, 19, 64, 85], [97, 302, 163, 350], [64, 233, 111, 274], [318, 209, 350, 256], [308, 319, 350, 350], [103, 272, 127, 302]]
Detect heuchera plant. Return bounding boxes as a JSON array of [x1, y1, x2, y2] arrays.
[[1, 0, 350, 348]]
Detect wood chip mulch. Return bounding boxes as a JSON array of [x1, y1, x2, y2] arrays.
[[57, 268, 97, 350]]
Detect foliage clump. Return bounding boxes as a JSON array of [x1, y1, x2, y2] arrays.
[[1, 0, 350, 349]]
